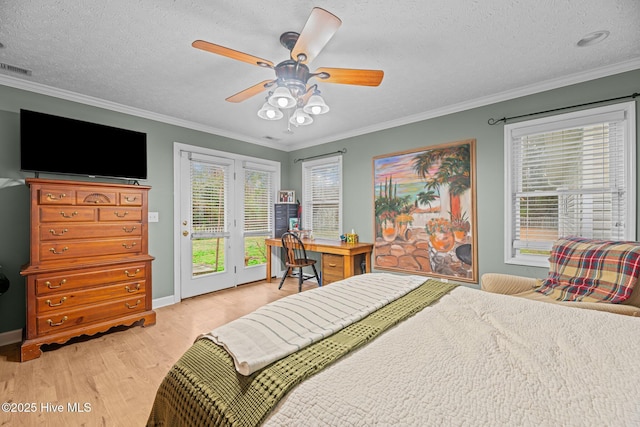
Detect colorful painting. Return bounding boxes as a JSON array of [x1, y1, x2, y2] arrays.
[[373, 139, 478, 283]]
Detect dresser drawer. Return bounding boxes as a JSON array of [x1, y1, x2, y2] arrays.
[[76, 190, 117, 205], [119, 191, 144, 206], [40, 238, 143, 261], [36, 280, 146, 313], [36, 295, 147, 335], [39, 223, 142, 241], [39, 206, 97, 222], [35, 263, 148, 295], [98, 207, 143, 222], [322, 253, 344, 285], [38, 188, 76, 205]]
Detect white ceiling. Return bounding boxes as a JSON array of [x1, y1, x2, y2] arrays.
[[1, 1, 639, 152]]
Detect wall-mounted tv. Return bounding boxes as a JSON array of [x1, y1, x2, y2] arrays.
[[20, 109, 147, 181]]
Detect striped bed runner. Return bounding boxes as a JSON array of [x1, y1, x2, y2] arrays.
[[200, 273, 427, 375]]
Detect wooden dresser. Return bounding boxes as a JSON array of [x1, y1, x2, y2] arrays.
[[20, 178, 156, 361]]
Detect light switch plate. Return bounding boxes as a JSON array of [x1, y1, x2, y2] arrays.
[[148, 212, 159, 222]]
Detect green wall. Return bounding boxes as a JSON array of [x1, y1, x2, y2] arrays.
[[0, 85, 289, 334], [288, 69, 640, 278], [0, 69, 638, 336]]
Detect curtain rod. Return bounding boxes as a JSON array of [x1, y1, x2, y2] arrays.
[[487, 91, 639, 125], [294, 148, 347, 163]]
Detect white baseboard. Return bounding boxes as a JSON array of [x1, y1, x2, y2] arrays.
[[152, 295, 176, 309], [0, 329, 22, 347], [0, 296, 174, 348]]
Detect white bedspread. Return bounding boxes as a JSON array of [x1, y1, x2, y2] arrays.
[[264, 286, 640, 426], [201, 273, 426, 375]]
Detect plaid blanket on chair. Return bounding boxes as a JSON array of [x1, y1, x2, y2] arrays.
[[535, 237, 640, 303]]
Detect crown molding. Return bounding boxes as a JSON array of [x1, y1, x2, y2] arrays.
[[285, 58, 640, 151], [2, 58, 639, 153], [0, 74, 283, 151]]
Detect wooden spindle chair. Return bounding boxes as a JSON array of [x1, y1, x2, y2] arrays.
[[279, 232, 321, 292]]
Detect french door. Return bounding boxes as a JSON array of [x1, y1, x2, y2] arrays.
[[175, 144, 279, 299]]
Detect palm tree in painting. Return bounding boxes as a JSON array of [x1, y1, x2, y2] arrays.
[[412, 144, 470, 219], [416, 189, 438, 209]]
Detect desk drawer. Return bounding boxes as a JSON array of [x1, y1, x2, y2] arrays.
[[322, 253, 344, 285]]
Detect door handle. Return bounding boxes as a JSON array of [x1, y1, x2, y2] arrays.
[[183, 230, 189, 236]]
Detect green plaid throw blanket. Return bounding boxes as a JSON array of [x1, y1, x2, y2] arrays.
[[146, 279, 455, 427]]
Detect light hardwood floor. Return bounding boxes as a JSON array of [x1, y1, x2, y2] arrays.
[[0, 278, 314, 426]]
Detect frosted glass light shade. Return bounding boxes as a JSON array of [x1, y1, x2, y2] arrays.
[[268, 86, 296, 109], [257, 102, 283, 120], [289, 108, 313, 126], [303, 94, 330, 115]]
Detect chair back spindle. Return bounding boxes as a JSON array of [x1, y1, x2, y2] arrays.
[[279, 232, 321, 292]]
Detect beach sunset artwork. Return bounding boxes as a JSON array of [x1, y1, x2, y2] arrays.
[[372, 139, 478, 283]]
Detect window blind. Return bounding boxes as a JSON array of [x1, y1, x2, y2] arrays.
[[243, 167, 274, 236], [190, 159, 230, 239], [506, 102, 635, 265], [303, 157, 342, 239]]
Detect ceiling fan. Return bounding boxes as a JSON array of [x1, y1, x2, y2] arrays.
[[192, 7, 384, 125]]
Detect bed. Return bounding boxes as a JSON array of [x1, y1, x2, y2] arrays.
[[146, 272, 640, 426]]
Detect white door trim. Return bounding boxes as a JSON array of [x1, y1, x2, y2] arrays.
[[172, 142, 281, 302]]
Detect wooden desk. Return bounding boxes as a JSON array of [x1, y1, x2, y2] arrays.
[[265, 238, 374, 284]]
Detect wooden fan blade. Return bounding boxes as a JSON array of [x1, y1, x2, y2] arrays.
[[313, 67, 384, 86], [291, 8, 341, 64], [226, 80, 275, 103], [192, 40, 274, 68]]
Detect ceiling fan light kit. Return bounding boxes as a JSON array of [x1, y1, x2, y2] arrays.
[[257, 102, 284, 120], [268, 86, 297, 109], [303, 93, 330, 115], [193, 7, 383, 129], [290, 108, 314, 126]]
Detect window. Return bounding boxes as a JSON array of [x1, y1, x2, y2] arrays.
[[302, 156, 343, 240], [504, 102, 636, 267], [242, 161, 276, 266]]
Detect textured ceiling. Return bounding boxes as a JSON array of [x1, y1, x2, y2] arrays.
[[1, 0, 639, 151]]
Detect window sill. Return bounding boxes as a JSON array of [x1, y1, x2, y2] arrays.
[[505, 257, 550, 268]]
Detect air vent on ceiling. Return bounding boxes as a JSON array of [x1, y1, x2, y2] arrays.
[[0, 62, 32, 76]]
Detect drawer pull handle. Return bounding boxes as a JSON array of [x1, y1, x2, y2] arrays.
[[46, 279, 67, 289], [114, 211, 128, 218], [125, 283, 141, 293], [122, 242, 137, 249], [124, 196, 138, 202], [122, 226, 137, 233], [125, 269, 140, 277], [46, 297, 67, 307], [59, 211, 78, 218], [49, 247, 69, 254], [49, 228, 69, 236], [47, 316, 68, 327], [46, 193, 66, 200], [126, 300, 141, 309], [329, 263, 337, 267]]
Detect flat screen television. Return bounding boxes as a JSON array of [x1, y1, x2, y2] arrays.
[[20, 109, 147, 180]]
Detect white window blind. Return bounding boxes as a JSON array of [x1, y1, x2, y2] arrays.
[[243, 166, 274, 236], [302, 156, 342, 240], [190, 157, 231, 239], [505, 102, 636, 267]]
